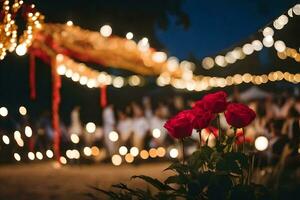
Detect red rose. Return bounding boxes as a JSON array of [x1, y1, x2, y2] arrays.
[[164, 110, 195, 139], [206, 126, 219, 138], [202, 91, 228, 113], [235, 129, 252, 145], [225, 103, 256, 128], [192, 101, 214, 130]]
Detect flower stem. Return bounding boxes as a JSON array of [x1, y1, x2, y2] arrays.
[[198, 131, 202, 148], [217, 114, 222, 143], [181, 138, 185, 164], [242, 128, 245, 153]]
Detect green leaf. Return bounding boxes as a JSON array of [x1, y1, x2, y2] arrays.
[[164, 162, 189, 174], [132, 175, 173, 191]]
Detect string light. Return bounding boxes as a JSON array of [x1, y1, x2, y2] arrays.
[[111, 154, 122, 166], [149, 148, 157, 158], [70, 134, 80, 144], [140, 150, 149, 159], [169, 148, 178, 158], [36, 152, 43, 160], [83, 147, 92, 156], [0, 107, 8, 117], [152, 128, 161, 138], [2, 135, 10, 145], [119, 146, 128, 156], [126, 32, 133, 40], [14, 153, 21, 161], [86, 122, 96, 133], [25, 126, 32, 137], [100, 25, 112, 37], [130, 147, 139, 157], [108, 131, 119, 142], [60, 156, 67, 164], [19, 106, 27, 115], [255, 136, 269, 151], [55, 54, 144, 89], [125, 153, 134, 163], [66, 20, 73, 26], [46, 150, 54, 158], [28, 152, 35, 160]]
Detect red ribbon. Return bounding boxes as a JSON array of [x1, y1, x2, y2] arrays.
[[100, 85, 107, 108], [29, 53, 36, 100], [51, 60, 61, 162]]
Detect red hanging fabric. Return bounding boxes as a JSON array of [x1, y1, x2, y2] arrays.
[[100, 85, 107, 108], [51, 59, 61, 162], [29, 53, 36, 100]]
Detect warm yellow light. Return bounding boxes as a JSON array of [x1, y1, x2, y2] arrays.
[[14, 153, 21, 161], [152, 128, 161, 138], [19, 106, 27, 116], [274, 40, 286, 52], [130, 147, 139, 157], [140, 150, 149, 159], [215, 55, 227, 67], [36, 151, 43, 160], [255, 136, 269, 151], [152, 51, 167, 63], [137, 37, 149, 52], [125, 153, 134, 163], [293, 4, 300, 15], [25, 126, 32, 137], [112, 154, 122, 166], [263, 36, 274, 47], [83, 147, 92, 156], [2, 135, 10, 145], [262, 27, 274, 37], [57, 64, 66, 75], [108, 131, 119, 142], [66, 20, 73, 26], [126, 32, 133, 40], [91, 146, 100, 156], [251, 40, 263, 51], [112, 76, 124, 88], [86, 122, 96, 133], [28, 152, 35, 160], [128, 75, 141, 86], [0, 107, 8, 117], [149, 148, 157, 158], [70, 134, 80, 144], [46, 150, 54, 158], [16, 44, 27, 56], [169, 148, 178, 158], [100, 25, 112, 37], [157, 147, 166, 157], [202, 57, 214, 69], [119, 146, 128, 156], [167, 57, 179, 72], [242, 43, 254, 55], [224, 52, 236, 64], [60, 156, 67, 164]]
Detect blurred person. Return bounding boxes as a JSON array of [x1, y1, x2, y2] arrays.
[[283, 107, 300, 155], [102, 104, 116, 155], [150, 105, 167, 146], [267, 120, 289, 165], [132, 102, 149, 150], [68, 106, 83, 136], [116, 110, 132, 145], [143, 96, 153, 120]]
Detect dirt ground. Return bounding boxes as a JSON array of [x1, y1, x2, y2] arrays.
[[0, 162, 172, 200]]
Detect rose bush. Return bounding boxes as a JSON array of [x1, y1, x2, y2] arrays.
[[95, 91, 269, 200]]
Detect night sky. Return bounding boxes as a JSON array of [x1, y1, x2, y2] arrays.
[[0, 0, 299, 124]]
